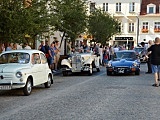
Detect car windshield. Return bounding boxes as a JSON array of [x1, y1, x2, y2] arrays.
[[114, 52, 136, 60], [0, 52, 30, 64], [134, 48, 144, 53]]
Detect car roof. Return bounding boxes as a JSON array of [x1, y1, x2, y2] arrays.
[[1, 49, 43, 54]]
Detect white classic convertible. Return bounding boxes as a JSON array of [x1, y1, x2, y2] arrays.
[[0, 50, 53, 96], [61, 52, 100, 76]]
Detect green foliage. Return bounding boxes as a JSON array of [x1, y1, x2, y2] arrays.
[[88, 9, 120, 45], [0, 0, 52, 43], [51, 0, 88, 42]]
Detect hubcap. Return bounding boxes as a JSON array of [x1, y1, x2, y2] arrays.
[[27, 81, 32, 93]]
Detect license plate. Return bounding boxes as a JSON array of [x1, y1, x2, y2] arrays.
[[118, 68, 124, 73], [0, 85, 12, 90]]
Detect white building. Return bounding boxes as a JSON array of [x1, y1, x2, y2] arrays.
[[139, 1, 160, 43], [89, 0, 141, 48]]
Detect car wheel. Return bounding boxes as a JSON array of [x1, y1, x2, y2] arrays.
[[23, 78, 32, 96], [44, 75, 52, 88], [88, 65, 93, 76], [62, 71, 68, 76], [96, 68, 100, 72], [135, 70, 140, 75], [107, 71, 112, 76]]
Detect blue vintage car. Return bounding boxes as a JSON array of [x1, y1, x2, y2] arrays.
[[106, 50, 140, 75]]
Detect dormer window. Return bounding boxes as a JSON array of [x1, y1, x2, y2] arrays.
[[147, 4, 156, 14]]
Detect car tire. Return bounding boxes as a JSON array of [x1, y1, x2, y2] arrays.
[[62, 71, 68, 76], [44, 75, 52, 88], [96, 68, 100, 72], [135, 70, 140, 75], [23, 78, 32, 96], [107, 71, 112, 76]]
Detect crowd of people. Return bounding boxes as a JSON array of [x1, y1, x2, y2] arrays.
[[38, 39, 60, 73], [0, 42, 31, 53]]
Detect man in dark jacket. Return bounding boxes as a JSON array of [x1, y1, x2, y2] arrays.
[[147, 37, 160, 87]]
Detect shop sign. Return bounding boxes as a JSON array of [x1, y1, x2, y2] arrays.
[[115, 37, 133, 40]]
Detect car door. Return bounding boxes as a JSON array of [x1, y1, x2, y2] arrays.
[[40, 53, 49, 83], [31, 53, 44, 86]]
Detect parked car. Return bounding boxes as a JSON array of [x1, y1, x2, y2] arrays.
[[106, 50, 140, 75], [61, 52, 100, 76], [133, 47, 146, 62], [0, 50, 53, 96]]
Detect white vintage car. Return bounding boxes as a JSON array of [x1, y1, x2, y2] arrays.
[[61, 52, 100, 76], [0, 50, 53, 96]]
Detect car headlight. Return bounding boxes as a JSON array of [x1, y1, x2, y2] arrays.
[[107, 62, 112, 67], [81, 57, 85, 62], [68, 57, 72, 63], [133, 62, 138, 67], [16, 71, 23, 78]]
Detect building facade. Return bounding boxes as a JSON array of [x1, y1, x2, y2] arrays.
[[90, 0, 160, 47], [139, 0, 160, 43]]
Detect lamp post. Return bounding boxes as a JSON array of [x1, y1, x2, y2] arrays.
[[136, 16, 139, 46]]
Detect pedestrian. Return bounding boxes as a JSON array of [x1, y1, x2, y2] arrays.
[[48, 42, 56, 72], [6, 43, 12, 51], [146, 37, 160, 87], [44, 40, 50, 58], [0, 43, 5, 53], [145, 40, 153, 74], [54, 39, 60, 71], [38, 41, 46, 53], [12, 43, 17, 50], [24, 43, 31, 50]]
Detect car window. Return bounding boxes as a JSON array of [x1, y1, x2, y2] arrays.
[[115, 52, 136, 60], [31, 53, 41, 64], [0, 52, 30, 64], [40, 53, 47, 64]]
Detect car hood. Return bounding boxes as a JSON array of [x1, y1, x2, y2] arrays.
[[110, 59, 135, 66], [0, 64, 30, 73]]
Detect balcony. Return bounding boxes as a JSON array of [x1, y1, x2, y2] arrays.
[[141, 29, 148, 33], [154, 28, 160, 33]]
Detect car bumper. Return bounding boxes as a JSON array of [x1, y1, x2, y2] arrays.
[[106, 67, 139, 74], [0, 82, 25, 90]]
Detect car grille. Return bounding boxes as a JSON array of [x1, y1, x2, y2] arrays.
[[72, 55, 81, 71]]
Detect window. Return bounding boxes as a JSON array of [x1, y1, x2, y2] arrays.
[[154, 22, 160, 32], [90, 2, 95, 13], [147, 4, 156, 14], [129, 23, 134, 32], [40, 53, 47, 64], [103, 3, 108, 12], [116, 3, 121, 12], [129, 2, 135, 12], [142, 22, 148, 29], [117, 23, 122, 32], [142, 22, 149, 33]]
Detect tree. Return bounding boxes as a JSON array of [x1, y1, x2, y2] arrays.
[[0, 0, 52, 43], [51, 0, 88, 44], [88, 9, 120, 45]]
